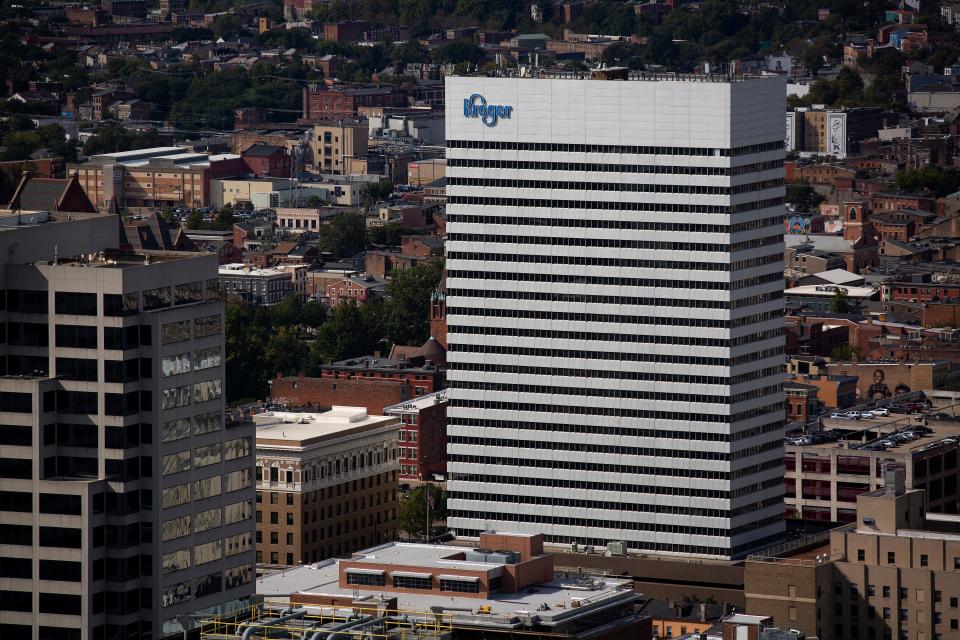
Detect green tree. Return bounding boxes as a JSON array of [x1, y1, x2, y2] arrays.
[[365, 179, 393, 201], [895, 166, 960, 198], [264, 326, 309, 376], [830, 344, 860, 361], [225, 299, 269, 402], [367, 223, 408, 247], [310, 302, 376, 364], [829, 288, 852, 314], [186, 210, 204, 230], [381, 258, 443, 345], [318, 213, 367, 258], [83, 123, 162, 156], [210, 13, 244, 38], [212, 206, 235, 231], [397, 485, 446, 541], [786, 179, 823, 212]]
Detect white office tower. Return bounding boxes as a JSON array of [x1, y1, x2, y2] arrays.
[[445, 73, 787, 559]]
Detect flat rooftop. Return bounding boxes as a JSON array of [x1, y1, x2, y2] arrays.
[[383, 390, 448, 414], [254, 407, 397, 447], [348, 542, 510, 573], [257, 555, 635, 626], [792, 416, 960, 454]]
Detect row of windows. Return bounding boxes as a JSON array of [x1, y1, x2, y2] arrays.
[[447, 287, 783, 311], [448, 305, 782, 330], [450, 490, 784, 520], [448, 417, 783, 444], [451, 472, 783, 502], [448, 506, 783, 538], [451, 399, 784, 426], [448, 324, 782, 349], [448, 270, 783, 292], [451, 379, 782, 407], [447, 156, 784, 176], [447, 213, 783, 235], [446, 138, 785, 157], [448, 176, 784, 196], [448, 250, 783, 274], [449, 435, 783, 462], [448, 195, 785, 215], [449, 342, 782, 368], [449, 231, 782, 253], [449, 361, 783, 388]]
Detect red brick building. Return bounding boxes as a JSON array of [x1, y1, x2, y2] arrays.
[[323, 20, 370, 42], [886, 280, 960, 303], [785, 381, 818, 424], [241, 143, 292, 178], [384, 390, 447, 482], [302, 84, 407, 121], [321, 354, 443, 396], [326, 274, 387, 307]]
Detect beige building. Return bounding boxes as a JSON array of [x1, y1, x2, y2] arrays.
[[746, 468, 960, 640], [0, 210, 255, 639], [253, 407, 400, 566], [310, 121, 368, 174], [69, 147, 246, 212], [210, 177, 296, 209]]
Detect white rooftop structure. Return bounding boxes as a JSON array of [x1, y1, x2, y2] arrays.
[[785, 284, 878, 299], [254, 407, 398, 446], [219, 263, 286, 278], [811, 268, 865, 285], [383, 390, 448, 415]]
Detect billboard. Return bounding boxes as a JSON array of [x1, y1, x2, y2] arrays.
[[827, 111, 847, 159]]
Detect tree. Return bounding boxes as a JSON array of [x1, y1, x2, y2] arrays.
[[895, 166, 960, 198], [310, 302, 376, 364], [210, 13, 243, 39], [382, 259, 443, 346], [831, 344, 860, 361], [225, 299, 269, 402], [365, 179, 393, 201], [318, 213, 367, 258], [264, 326, 309, 377], [397, 485, 446, 540], [786, 179, 823, 212], [83, 123, 163, 156], [186, 211, 204, 230], [829, 288, 852, 314]]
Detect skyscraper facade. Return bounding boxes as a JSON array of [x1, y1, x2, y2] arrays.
[[444, 74, 787, 559], [0, 212, 254, 639]]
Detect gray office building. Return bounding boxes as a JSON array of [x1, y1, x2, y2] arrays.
[[0, 210, 255, 639]]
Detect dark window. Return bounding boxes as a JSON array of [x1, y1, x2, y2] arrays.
[[7, 354, 48, 376], [0, 590, 32, 612], [103, 293, 138, 317], [6, 322, 48, 346], [103, 326, 139, 350], [7, 289, 47, 313], [39, 560, 82, 582], [0, 458, 32, 479], [56, 357, 97, 381], [55, 325, 97, 349], [0, 393, 31, 413], [0, 524, 31, 545], [0, 558, 31, 579], [39, 494, 81, 515], [0, 624, 31, 640], [0, 426, 31, 446], [55, 292, 97, 316], [56, 391, 97, 414], [39, 593, 81, 615], [105, 392, 138, 416], [104, 359, 138, 383], [0, 491, 31, 512], [857, 549, 865, 561], [39, 526, 82, 549], [195, 572, 222, 598], [105, 424, 140, 449]]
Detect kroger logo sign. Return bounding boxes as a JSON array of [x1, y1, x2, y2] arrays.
[[463, 94, 513, 127]]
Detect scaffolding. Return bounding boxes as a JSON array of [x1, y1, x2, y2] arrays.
[[200, 601, 454, 640]]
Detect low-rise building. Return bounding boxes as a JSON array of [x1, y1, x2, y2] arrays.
[[254, 407, 400, 566], [241, 143, 292, 178], [232, 532, 651, 640], [211, 177, 297, 209], [218, 263, 292, 306], [384, 390, 448, 482], [746, 469, 960, 640], [276, 207, 361, 233], [309, 121, 369, 174], [325, 274, 387, 307]]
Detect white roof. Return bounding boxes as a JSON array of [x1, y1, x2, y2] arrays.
[[812, 268, 864, 285], [383, 390, 448, 414], [253, 407, 396, 444]]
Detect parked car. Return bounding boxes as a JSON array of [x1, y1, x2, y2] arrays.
[[872, 408, 890, 417], [829, 412, 849, 419], [845, 411, 864, 419]]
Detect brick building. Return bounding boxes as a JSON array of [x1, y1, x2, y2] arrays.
[[241, 143, 292, 178], [322, 354, 443, 395], [302, 85, 407, 122], [785, 381, 819, 424], [270, 374, 413, 415], [253, 407, 399, 565], [323, 20, 369, 42], [384, 390, 448, 482], [325, 274, 387, 307]]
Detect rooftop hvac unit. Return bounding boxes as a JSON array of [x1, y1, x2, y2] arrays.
[[606, 541, 627, 556]]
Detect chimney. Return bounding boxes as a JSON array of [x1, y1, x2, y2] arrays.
[[885, 465, 906, 497]]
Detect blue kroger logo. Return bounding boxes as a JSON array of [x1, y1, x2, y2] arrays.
[[463, 94, 513, 127]]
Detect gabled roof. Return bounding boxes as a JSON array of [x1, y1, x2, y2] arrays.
[[8, 173, 97, 213]]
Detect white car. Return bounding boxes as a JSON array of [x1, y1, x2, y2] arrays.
[[872, 408, 890, 417], [846, 411, 864, 419]]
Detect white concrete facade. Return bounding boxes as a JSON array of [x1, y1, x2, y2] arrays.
[[444, 74, 788, 559]]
